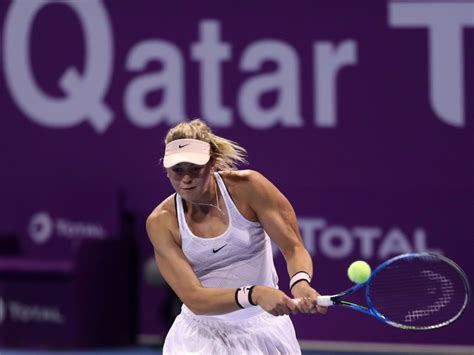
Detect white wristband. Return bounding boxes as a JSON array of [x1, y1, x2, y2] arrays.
[[289, 271, 311, 290], [235, 285, 256, 308]]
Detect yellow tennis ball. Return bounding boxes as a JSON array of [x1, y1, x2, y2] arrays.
[[347, 260, 372, 284]]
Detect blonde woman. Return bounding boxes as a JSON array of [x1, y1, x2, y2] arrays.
[[147, 119, 325, 354]]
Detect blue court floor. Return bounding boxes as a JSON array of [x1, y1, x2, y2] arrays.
[[1, 348, 473, 355], [0, 350, 436, 355]]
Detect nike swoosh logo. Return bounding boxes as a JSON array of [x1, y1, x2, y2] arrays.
[[212, 244, 227, 253], [178, 144, 189, 148]]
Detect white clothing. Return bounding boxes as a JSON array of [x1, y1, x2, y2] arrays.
[[163, 172, 300, 354], [164, 307, 301, 355], [176, 172, 279, 321]]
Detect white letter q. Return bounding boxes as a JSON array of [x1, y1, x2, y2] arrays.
[[3, 0, 114, 133]]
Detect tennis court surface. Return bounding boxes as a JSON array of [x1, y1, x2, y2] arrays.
[[1, 341, 473, 355]]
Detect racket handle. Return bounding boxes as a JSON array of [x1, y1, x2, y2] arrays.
[[316, 295, 333, 307], [291, 295, 333, 307]]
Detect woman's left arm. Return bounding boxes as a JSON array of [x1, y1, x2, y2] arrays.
[[244, 170, 326, 314]]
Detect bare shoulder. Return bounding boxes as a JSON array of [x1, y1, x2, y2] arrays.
[[146, 194, 180, 247], [219, 170, 275, 206], [220, 169, 269, 190]]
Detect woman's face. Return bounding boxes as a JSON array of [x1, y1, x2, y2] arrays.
[[166, 161, 214, 201]]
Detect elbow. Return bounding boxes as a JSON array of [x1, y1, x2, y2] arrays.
[[185, 302, 210, 316], [181, 292, 209, 315], [187, 305, 207, 315]]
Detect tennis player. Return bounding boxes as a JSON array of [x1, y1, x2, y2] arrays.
[[146, 119, 325, 354]]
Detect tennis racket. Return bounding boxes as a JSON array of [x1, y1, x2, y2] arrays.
[[293, 253, 471, 330]]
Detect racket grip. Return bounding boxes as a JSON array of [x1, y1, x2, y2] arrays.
[[316, 295, 333, 307], [291, 295, 333, 307]]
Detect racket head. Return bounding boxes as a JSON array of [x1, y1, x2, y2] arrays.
[[366, 253, 471, 330]]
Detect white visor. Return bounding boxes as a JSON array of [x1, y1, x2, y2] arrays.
[[163, 139, 211, 168]]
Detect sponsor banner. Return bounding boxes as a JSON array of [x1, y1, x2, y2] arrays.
[[0, 297, 65, 325], [28, 211, 107, 245], [15, 187, 119, 258], [274, 188, 473, 343], [0, 282, 74, 346], [0, 1, 472, 132]]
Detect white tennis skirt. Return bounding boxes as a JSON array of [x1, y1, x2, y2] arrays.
[[163, 307, 301, 355]]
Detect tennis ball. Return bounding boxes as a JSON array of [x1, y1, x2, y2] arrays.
[[347, 260, 372, 284]]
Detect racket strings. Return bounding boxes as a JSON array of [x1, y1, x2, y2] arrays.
[[368, 255, 469, 329], [403, 269, 455, 323]]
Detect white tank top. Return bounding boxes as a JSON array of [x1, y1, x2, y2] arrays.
[[176, 172, 279, 321]]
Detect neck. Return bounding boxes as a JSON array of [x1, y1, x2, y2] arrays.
[[188, 175, 225, 216], [191, 175, 215, 204]]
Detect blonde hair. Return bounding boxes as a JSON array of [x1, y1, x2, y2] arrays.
[[164, 119, 247, 171]]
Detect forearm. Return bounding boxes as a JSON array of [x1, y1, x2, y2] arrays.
[[284, 244, 314, 280], [282, 244, 315, 297], [183, 287, 241, 315], [182, 285, 295, 317]]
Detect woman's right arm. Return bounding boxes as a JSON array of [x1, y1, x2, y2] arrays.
[[146, 205, 296, 316]]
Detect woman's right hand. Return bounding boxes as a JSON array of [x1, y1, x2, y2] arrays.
[[251, 286, 298, 316]]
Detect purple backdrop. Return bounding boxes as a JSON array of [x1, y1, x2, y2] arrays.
[[0, 0, 472, 346]]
